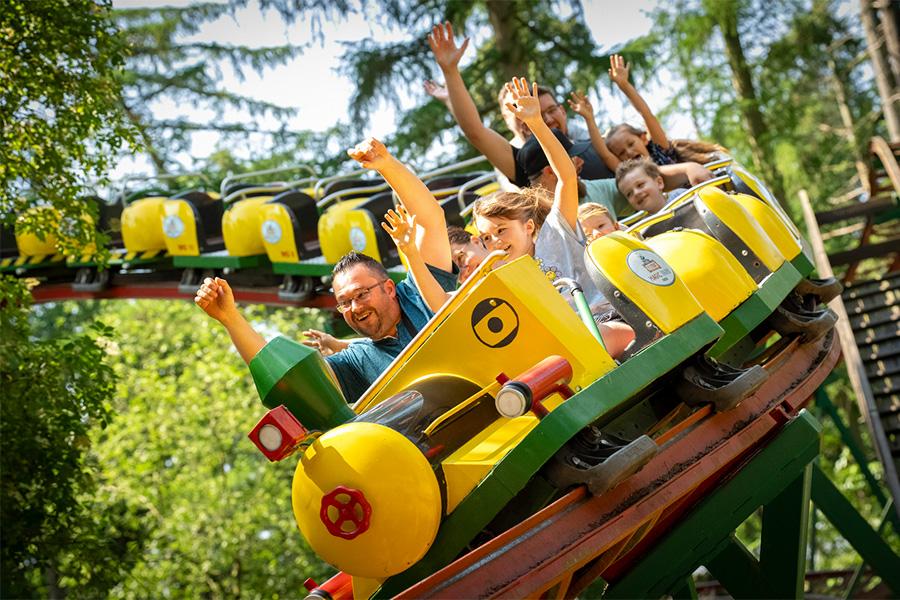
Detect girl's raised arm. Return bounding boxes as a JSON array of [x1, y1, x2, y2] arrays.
[[609, 54, 669, 149], [506, 77, 579, 229]]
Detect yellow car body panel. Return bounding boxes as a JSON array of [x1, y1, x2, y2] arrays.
[[319, 199, 368, 263], [585, 231, 705, 335], [161, 199, 201, 256], [260, 203, 300, 263], [357, 255, 614, 413], [121, 197, 168, 253], [732, 192, 802, 261], [341, 209, 384, 263], [352, 257, 615, 510], [695, 187, 785, 272], [291, 423, 442, 579], [645, 230, 757, 322], [15, 207, 59, 256], [730, 163, 802, 238], [223, 196, 271, 257]]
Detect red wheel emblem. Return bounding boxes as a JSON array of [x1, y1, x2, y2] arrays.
[[320, 485, 372, 540]]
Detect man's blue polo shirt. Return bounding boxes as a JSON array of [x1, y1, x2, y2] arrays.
[[325, 264, 457, 403]]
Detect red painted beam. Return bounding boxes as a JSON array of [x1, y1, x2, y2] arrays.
[[30, 282, 337, 310]]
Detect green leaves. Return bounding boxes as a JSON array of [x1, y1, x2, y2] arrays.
[[1, 0, 137, 265], [0, 276, 145, 598]]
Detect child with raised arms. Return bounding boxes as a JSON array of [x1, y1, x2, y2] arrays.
[[472, 76, 635, 358], [605, 54, 726, 166]]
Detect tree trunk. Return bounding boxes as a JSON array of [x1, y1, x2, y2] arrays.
[[484, 0, 528, 83], [711, 2, 787, 201], [861, 0, 900, 142], [45, 566, 65, 600], [675, 46, 707, 138], [828, 55, 871, 191], [121, 101, 169, 175], [875, 0, 900, 85]]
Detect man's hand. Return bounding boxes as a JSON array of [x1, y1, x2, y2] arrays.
[[428, 22, 469, 71], [424, 79, 450, 103], [302, 329, 349, 356], [347, 138, 395, 171], [504, 77, 542, 124], [382, 205, 418, 256], [608, 54, 631, 88], [194, 277, 238, 325], [567, 90, 595, 120]]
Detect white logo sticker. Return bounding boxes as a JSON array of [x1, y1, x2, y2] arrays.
[[626, 250, 676, 286], [261, 219, 282, 244], [162, 214, 185, 239], [349, 226, 367, 251]]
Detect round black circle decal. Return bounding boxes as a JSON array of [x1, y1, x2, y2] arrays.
[[471, 297, 519, 348]]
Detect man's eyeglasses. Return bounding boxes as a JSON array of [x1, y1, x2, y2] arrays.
[[541, 103, 563, 121], [335, 281, 385, 313]]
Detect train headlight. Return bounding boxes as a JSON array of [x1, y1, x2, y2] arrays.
[[248, 405, 310, 462]]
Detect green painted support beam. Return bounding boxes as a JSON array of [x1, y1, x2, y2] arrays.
[[810, 465, 900, 595], [670, 574, 699, 600], [760, 464, 812, 598], [604, 410, 821, 599], [844, 499, 895, 600], [705, 536, 774, 599]]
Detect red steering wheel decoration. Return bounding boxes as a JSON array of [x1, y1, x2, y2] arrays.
[[320, 485, 372, 540]]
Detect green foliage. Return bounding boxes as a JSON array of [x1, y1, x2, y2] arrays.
[[0, 276, 149, 597], [0, 0, 137, 263], [37, 298, 332, 596], [647, 0, 880, 223]]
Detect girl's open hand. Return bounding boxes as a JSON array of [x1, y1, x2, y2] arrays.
[[567, 90, 594, 120], [504, 77, 541, 123], [609, 54, 631, 87], [428, 22, 469, 70], [347, 138, 392, 170], [424, 79, 449, 102], [382, 205, 417, 255]]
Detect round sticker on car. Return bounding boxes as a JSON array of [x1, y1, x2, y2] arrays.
[[162, 214, 185, 239], [261, 219, 282, 244], [626, 250, 676, 286], [349, 226, 367, 252]]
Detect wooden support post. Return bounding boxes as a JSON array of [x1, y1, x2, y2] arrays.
[[799, 189, 900, 521]]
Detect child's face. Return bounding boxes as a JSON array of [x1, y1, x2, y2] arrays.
[[619, 169, 667, 214], [451, 238, 488, 283], [581, 212, 618, 243], [475, 214, 536, 262], [607, 131, 649, 161]]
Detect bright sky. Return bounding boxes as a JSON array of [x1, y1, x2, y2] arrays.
[[111, 0, 671, 176]]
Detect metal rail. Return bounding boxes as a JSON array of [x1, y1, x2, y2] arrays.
[[219, 164, 316, 199], [118, 172, 211, 204]]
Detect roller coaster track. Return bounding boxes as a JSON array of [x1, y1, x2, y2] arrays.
[[392, 330, 845, 599]]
